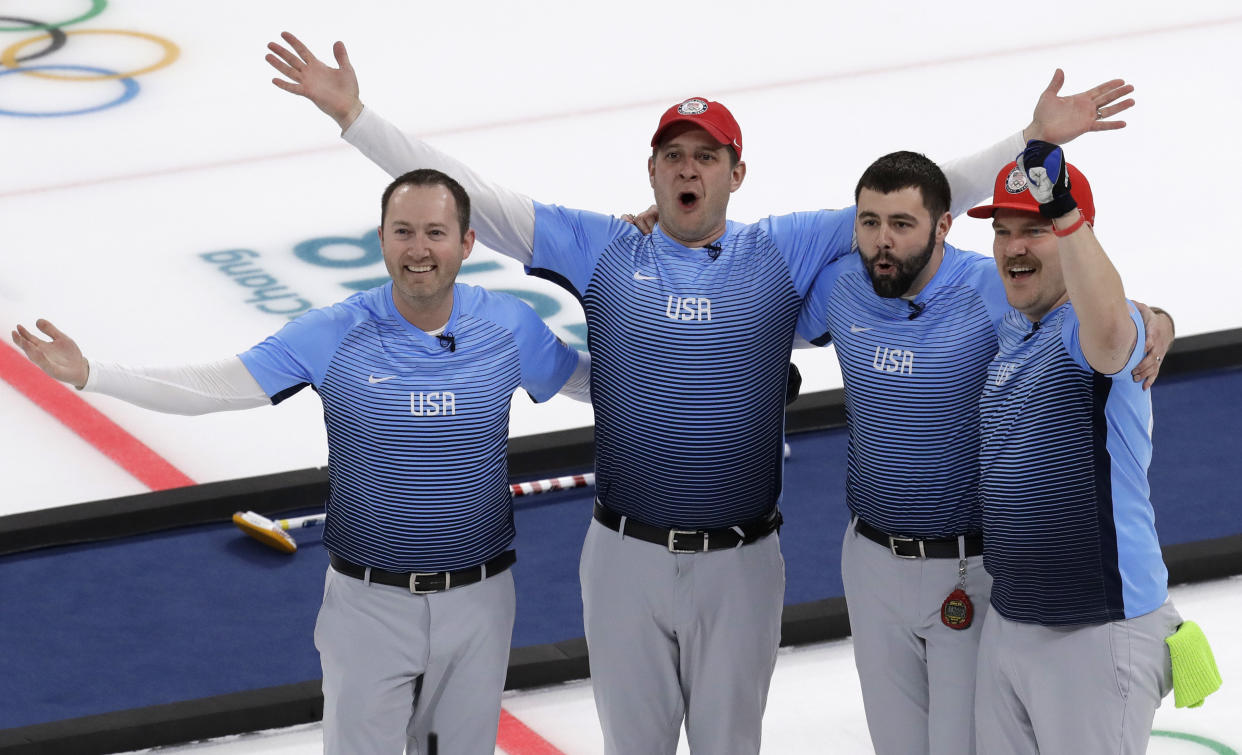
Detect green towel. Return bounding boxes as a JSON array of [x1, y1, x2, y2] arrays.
[[1166, 620, 1222, 708]]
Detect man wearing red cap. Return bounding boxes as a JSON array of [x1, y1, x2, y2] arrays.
[[969, 141, 1181, 753], [264, 31, 1144, 753], [790, 142, 1170, 754]]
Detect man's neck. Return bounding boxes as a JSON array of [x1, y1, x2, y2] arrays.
[[663, 223, 727, 250], [1023, 292, 1070, 323], [392, 289, 453, 333]]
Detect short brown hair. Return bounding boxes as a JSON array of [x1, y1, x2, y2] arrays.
[[381, 169, 471, 236]]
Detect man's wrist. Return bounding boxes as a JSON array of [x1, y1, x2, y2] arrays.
[[74, 359, 90, 391], [1052, 209, 1087, 237], [336, 101, 363, 132]]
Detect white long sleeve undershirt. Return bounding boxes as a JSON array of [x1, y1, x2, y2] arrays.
[[345, 107, 538, 263], [82, 349, 593, 413], [560, 349, 591, 403], [83, 357, 269, 415], [941, 132, 1027, 218], [343, 104, 1025, 262]]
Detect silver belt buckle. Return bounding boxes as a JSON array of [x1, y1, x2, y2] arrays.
[[668, 529, 708, 554], [888, 535, 924, 559], [409, 571, 449, 594]]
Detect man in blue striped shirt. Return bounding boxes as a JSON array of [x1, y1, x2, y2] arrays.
[[795, 146, 1171, 754], [968, 142, 1179, 754], [264, 32, 1149, 753], [12, 169, 587, 755], [796, 152, 1010, 755]]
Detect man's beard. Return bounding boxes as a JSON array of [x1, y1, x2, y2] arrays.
[[864, 228, 935, 298]]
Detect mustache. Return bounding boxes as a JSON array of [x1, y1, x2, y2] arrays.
[[1001, 256, 1040, 270]]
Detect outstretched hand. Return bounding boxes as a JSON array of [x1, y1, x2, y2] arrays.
[[1024, 68, 1135, 146], [11, 319, 89, 389], [266, 32, 362, 130]]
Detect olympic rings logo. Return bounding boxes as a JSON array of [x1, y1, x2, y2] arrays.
[[0, 0, 178, 117]]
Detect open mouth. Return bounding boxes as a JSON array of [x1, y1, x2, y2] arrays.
[[1007, 264, 1036, 280], [867, 253, 898, 277], [405, 264, 435, 274], [678, 192, 699, 210]]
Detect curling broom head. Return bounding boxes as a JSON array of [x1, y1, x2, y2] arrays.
[[232, 510, 298, 554]]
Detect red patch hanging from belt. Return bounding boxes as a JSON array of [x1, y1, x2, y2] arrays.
[[940, 589, 973, 629]]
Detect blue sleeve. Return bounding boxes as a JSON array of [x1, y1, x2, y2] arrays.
[[505, 295, 580, 402], [530, 202, 638, 298], [1062, 303, 1145, 376], [238, 304, 356, 399], [796, 256, 850, 345], [761, 207, 857, 295]]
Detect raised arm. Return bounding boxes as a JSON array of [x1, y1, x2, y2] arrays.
[[943, 69, 1135, 217], [1019, 141, 1135, 374], [12, 319, 268, 415], [266, 33, 536, 264]]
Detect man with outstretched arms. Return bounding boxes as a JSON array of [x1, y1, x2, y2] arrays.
[[12, 169, 589, 755], [968, 142, 1180, 753], [795, 148, 1173, 753], [265, 33, 1140, 753]]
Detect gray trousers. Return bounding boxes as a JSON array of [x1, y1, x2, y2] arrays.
[[314, 564, 516, 755], [975, 600, 1180, 755], [579, 518, 786, 754], [841, 520, 992, 755]]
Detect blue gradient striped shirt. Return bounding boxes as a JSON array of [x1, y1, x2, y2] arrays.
[[797, 245, 1011, 537], [980, 303, 1167, 625], [531, 204, 854, 528], [238, 282, 578, 571]]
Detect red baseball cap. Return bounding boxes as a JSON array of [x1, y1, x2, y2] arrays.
[[966, 160, 1096, 225], [651, 97, 743, 159]]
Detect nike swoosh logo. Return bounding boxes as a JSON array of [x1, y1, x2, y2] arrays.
[[849, 325, 874, 333], [367, 374, 396, 384], [633, 271, 658, 281]]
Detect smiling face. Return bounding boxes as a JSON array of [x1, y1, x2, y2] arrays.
[[648, 122, 746, 248], [379, 183, 474, 330], [991, 208, 1069, 321], [855, 186, 949, 298]]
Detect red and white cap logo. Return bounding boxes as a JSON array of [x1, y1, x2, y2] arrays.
[[677, 98, 709, 116], [1004, 167, 1028, 194]]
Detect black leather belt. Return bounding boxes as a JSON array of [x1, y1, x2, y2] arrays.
[[593, 500, 782, 553], [329, 550, 516, 594], [854, 517, 983, 559]]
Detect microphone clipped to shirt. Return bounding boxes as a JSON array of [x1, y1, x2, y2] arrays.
[[436, 333, 456, 352], [704, 242, 722, 261], [906, 300, 925, 320]]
